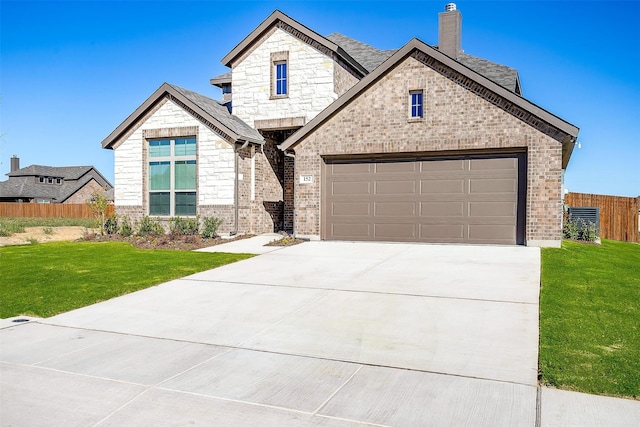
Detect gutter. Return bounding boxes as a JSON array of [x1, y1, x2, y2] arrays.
[[232, 140, 250, 235]]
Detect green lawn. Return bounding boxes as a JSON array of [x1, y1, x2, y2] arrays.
[[540, 239, 640, 399], [0, 241, 253, 318]]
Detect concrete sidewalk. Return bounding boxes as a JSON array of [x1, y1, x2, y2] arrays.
[[196, 232, 285, 254], [1, 239, 638, 426]]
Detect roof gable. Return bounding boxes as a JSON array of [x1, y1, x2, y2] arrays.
[[101, 83, 263, 149], [281, 38, 578, 168], [221, 10, 367, 77]]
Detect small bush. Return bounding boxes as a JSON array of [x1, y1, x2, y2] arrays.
[[136, 216, 165, 237], [169, 216, 200, 236], [563, 215, 598, 242], [42, 227, 55, 235], [119, 216, 133, 237], [201, 217, 223, 239], [581, 219, 598, 242], [104, 213, 119, 235], [563, 216, 580, 240]]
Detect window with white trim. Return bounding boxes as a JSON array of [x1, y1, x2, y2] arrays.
[[410, 90, 424, 118], [148, 137, 196, 216]]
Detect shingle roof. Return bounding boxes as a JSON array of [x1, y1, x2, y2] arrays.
[[8, 165, 93, 179], [457, 52, 520, 94], [326, 33, 396, 73], [0, 165, 112, 202], [167, 83, 262, 142], [102, 82, 264, 149], [210, 72, 232, 86]]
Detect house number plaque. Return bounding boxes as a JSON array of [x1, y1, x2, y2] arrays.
[[299, 175, 314, 184]]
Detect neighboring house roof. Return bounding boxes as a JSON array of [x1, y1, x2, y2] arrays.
[[0, 165, 112, 202], [220, 10, 368, 77], [280, 38, 579, 168], [326, 33, 396, 73], [101, 82, 263, 149]]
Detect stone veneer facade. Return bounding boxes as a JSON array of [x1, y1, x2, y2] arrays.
[[291, 56, 564, 246], [112, 98, 278, 235], [232, 28, 345, 128]]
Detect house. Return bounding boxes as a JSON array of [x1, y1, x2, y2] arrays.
[[102, 5, 579, 247], [0, 156, 113, 204]]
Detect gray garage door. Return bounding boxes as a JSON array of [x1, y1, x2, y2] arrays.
[[323, 155, 524, 245]]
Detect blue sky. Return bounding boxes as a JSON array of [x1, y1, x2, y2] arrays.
[[1, 0, 638, 197]]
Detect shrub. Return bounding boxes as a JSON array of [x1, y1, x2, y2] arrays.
[[169, 216, 200, 236], [104, 213, 119, 235], [563, 215, 598, 242], [563, 215, 580, 240], [42, 227, 55, 235], [581, 219, 598, 242], [201, 217, 223, 239], [119, 216, 133, 237], [136, 216, 165, 237]]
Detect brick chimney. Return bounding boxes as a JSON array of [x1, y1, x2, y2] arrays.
[[439, 3, 462, 59], [10, 155, 20, 172]]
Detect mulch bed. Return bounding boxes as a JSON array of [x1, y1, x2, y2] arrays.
[[81, 233, 255, 251]]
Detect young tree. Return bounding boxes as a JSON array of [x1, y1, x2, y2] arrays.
[[87, 190, 111, 235]]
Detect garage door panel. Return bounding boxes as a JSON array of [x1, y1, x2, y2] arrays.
[[324, 154, 522, 245], [420, 224, 465, 241], [376, 161, 417, 173], [331, 202, 371, 216], [375, 202, 416, 217], [332, 223, 371, 239], [469, 157, 517, 171], [469, 178, 517, 194], [375, 180, 416, 195], [331, 163, 372, 174], [421, 159, 465, 172], [420, 179, 465, 194], [420, 201, 465, 217], [469, 201, 517, 217], [469, 224, 516, 241], [332, 181, 371, 195], [374, 223, 416, 239]]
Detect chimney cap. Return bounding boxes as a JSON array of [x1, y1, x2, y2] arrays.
[[445, 3, 457, 11]]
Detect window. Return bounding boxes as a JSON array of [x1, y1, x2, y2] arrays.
[[275, 62, 287, 95], [410, 90, 423, 118], [270, 51, 289, 98], [148, 137, 196, 216]]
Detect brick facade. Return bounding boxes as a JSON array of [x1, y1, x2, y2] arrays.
[[291, 56, 564, 245], [64, 179, 107, 204]]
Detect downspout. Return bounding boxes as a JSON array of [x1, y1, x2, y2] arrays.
[[283, 150, 296, 236], [232, 140, 250, 235]]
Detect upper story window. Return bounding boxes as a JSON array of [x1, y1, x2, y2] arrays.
[[275, 62, 287, 95], [37, 176, 63, 185], [270, 51, 289, 99], [148, 137, 197, 216], [410, 90, 424, 119]]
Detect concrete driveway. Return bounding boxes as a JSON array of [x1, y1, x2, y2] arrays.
[[1, 241, 542, 426]]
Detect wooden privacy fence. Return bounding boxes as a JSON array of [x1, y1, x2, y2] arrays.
[[0, 203, 114, 219], [565, 193, 639, 242]]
